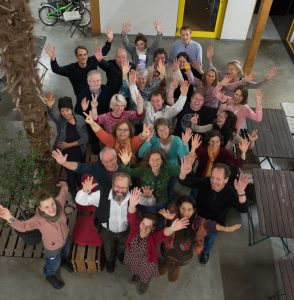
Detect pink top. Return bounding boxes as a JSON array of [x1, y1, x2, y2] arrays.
[[10, 186, 69, 251], [220, 102, 263, 133], [96, 111, 144, 133]]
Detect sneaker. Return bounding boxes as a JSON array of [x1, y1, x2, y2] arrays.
[[199, 252, 210, 264], [46, 275, 65, 289], [159, 262, 168, 275], [105, 260, 115, 273], [62, 260, 74, 273], [136, 281, 149, 295], [168, 263, 180, 282], [130, 274, 140, 283]]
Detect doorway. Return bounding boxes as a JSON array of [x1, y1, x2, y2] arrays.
[[176, 0, 227, 38]]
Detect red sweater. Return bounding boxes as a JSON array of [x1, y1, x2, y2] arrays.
[[126, 212, 167, 264]]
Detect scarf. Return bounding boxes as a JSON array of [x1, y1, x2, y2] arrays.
[[203, 146, 220, 177], [38, 199, 62, 223]]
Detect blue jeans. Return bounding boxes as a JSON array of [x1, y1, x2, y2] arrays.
[[203, 230, 218, 254], [43, 238, 71, 277]]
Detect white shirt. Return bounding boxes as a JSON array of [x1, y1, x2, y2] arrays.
[[75, 189, 129, 233]]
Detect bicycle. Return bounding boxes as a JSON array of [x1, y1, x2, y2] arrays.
[[38, 0, 91, 27]]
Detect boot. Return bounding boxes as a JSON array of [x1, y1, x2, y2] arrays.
[[168, 262, 180, 282], [159, 262, 168, 275], [136, 280, 149, 295], [46, 275, 64, 289]]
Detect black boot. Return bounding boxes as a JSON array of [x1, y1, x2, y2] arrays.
[[46, 275, 64, 289]]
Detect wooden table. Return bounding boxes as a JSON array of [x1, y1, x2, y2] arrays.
[[247, 108, 294, 169], [269, 260, 294, 299], [249, 169, 294, 253]]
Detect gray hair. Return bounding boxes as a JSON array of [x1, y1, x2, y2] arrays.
[[136, 67, 148, 78], [87, 70, 102, 81], [99, 147, 117, 161], [109, 94, 127, 110]]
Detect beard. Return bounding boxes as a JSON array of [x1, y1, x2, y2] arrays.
[[112, 190, 127, 202]]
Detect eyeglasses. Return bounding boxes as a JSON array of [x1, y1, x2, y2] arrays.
[[117, 128, 129, 133], [113, 185, 128, 192]]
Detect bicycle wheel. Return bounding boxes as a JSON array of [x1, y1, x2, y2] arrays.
[[38, 5, 58, 26], [79, 7, 91, 27]]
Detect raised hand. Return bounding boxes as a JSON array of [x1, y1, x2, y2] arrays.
[[128, 69, 137, 85], [180, 156, 193, 178], [248, 129, 258, 142], [206, 44, 214, 60], [56, 181, 68, 188], [191, 133, 202, 150], [190, 113, 199, 125], [122, 60, 131, 76], [158, 209, 176, 220], [52, 149, 68, 165], [129, 187, 142, 208], [142, 123, 152, 139], [154, 20, 162, 34], [141, 186, 154, 198], [266, 67, 277, 81], [234, 173, 249, 196], [82, 176, 98, 193], [83, 111, 95, 125], [244, 72, 256, 82], [191, 59, 202, 73], [94, 47, 103, 62], [105, 26, 113, 43], [255, 89, 263, 106], [169, 79, 178, 91], [45, 91, 55, 108], [145, 126, 154, 142], [91, 94, 98, 108], [118, 148, 132, 166], [170, 217, 190, 232], [157, 59, 166, 77], [171, 58, 180, 71], [81, 97, 90, 112], [180, 80, 190, 96], [44, 44, 56, 60], [122, 21, 131, 35], [239, 138, 250, 154], [0, 204, 12, 221], [221, 74, 234, 85], [182, 128, 193, 145]]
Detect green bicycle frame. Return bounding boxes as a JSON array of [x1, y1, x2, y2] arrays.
[[46, 1, 76, 19]]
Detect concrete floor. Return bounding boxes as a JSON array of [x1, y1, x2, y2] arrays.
[[0, 2, 294, 300]]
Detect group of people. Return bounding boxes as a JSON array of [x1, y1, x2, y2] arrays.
[[0, 22, 277, 295]]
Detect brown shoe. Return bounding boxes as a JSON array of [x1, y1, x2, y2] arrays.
[[168, 263, 180, 282], [159, 262, 168, 275]]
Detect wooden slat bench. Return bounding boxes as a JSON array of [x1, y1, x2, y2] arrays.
[[249, 169, 294, 253], [71, 244, 104, 272]]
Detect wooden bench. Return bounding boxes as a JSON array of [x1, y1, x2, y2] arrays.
[[71, 244, 104, 272], [269, 260, 294, 299], [249, 169, 294, 253]]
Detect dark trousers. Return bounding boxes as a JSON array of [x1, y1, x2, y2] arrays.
[[101, 227, 129, 262], [203, 230, 218, 254]]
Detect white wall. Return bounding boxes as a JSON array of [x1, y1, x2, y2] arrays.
[[220, 0, 257, 40], [99, 0, 179, 36]]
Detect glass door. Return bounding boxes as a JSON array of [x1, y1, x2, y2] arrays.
[[176, 0, 227, 38]]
